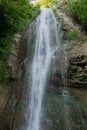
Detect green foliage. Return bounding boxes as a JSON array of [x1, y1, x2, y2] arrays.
[[67, 0, 87, 31], [0, 0, 40, 83], [0, 36, 11, 83], [35, 0, 52, 8], [0, 0, 40, 36], [0, 35, 11, 83], [36, 0, 54, 8], [0, 36, 11, 61], [0, 61, 10, 83], [65, 30, 79, 40], [65, 30, 86, 41]]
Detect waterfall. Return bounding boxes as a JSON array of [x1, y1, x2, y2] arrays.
[[27, 8, 61, 130]]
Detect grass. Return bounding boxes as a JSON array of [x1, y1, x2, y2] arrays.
[[64, 30, 85, 42], [65, 30, 79, 40]]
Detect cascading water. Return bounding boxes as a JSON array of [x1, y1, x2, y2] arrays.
[[27, 8, 61, 130], [24, 7, 87, 130]]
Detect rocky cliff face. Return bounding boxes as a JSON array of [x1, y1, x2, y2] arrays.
[[57, 1, 87, 88], [0, 33, 27, 130], [68, 43, 87, 87], [7, 33, 27, 80], [0, 20, 37, 130]]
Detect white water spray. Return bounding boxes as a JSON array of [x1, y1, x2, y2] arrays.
[[27, 8, 61, 130]]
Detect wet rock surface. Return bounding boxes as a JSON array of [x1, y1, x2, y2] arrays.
[[7, 33, 27, 80], [0, 31, 28, 130], [7, 22, 36, 130], [0, 85, 11, 130]]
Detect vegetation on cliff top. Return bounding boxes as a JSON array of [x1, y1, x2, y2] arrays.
[[67, 0, 87, 31], [35, 0, 60, 8]]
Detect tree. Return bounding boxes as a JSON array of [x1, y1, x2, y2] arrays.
[[0, 0, 34, 36]]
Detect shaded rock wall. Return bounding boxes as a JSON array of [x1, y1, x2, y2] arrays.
[[66, 40, 87, 88], [9, 21, 36, 130], [0, 32, 27, 130], [7, 33, 27, 80]]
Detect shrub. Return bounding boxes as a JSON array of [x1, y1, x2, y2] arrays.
[[65, 30, 85, 41], [0, 0, 40, 36], [67, 0, 87, 31], [65, 30, 79, 40]]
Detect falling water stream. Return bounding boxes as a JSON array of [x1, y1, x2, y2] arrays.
[[27, 8, 61, 130], [26, 8, 87, 130]]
